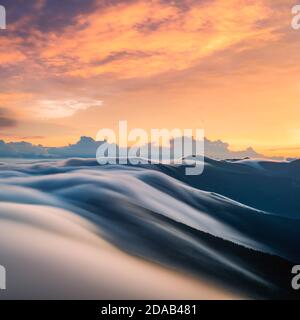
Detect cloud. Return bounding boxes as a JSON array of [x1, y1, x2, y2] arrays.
[[0, 135, 263, 159], [49, 136, 105, 157], [44, 0, 277, 78], [0, 0, 280, 78], [0, 140, 47, 157], [20, 136, 45, 140], [36, 98, 102, 118], [0, 108, 17, 128], [0, 136, 103, 158], [204, 138, 262, 159], [0, 0, 98, 33]]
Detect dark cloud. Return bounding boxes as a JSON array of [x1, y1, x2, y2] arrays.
[[21, 136, 45, 140], [135, 18, 171, 33], [2, 0, 96, 32], [0, 108, 17, 128], [1, 0, 138, 34], [94, 51, 154, 66], [159, 0, 207, 11]]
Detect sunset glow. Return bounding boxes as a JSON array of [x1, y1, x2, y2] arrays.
[[0, 0, 299, 156]]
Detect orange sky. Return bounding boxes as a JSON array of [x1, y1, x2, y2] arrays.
[[0, 0, 300, 157]]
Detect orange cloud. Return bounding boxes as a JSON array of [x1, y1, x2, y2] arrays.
[[39, 0, 280, 78], [0, 38, 26, 64]]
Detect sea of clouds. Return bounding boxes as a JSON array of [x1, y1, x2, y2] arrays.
[[0, 158, 299, 299]]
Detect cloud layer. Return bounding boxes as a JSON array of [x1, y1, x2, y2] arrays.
[[1, 0, 280, 78], [0, 135, 262, 159]]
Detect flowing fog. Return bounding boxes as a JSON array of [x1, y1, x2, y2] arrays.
[[0, 158, 299, 299]]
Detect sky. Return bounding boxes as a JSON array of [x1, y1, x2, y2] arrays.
[[0, 0, 300, 157]]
